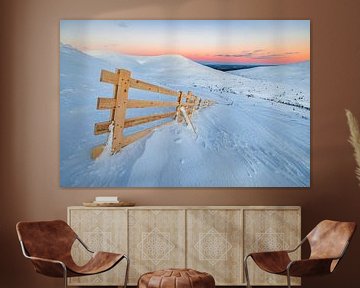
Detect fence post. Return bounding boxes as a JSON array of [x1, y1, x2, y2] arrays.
[[176, 91, 184, 122], [109, 69, 120, 122], [191, 95, 197, 115], [112, 69, 131, 153], [197, 98, 202, 110], [185, 91, 192, 118], [194, 96, 200, 110]]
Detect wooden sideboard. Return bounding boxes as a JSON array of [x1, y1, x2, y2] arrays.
[[67, 206, 301, 286]]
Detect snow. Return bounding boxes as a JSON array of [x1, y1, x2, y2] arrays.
[[60, 44, 310, 187], [228, 62, 310, 109]]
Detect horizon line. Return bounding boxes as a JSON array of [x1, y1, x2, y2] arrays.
[[61, 42, 310, 65]]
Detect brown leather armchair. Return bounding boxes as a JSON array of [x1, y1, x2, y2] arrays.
[[16, 220, 129, 288], [244, 220, 356, 288]]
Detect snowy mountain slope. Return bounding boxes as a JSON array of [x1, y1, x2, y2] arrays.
[[228, 61, 310, 108], [60, 44, 310, 187], [83, 46, 310, 110], [87, 51, 225, 78]]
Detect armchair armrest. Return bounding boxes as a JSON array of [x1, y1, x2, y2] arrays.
[[76, 236, 94, 254], [246, 236, 306, 259], [19, 240, 67, 277], [285, 237, 307, 253], [287, 239, 351, 277], [247, 250, 291, 260], [25, 255, 67, 277]]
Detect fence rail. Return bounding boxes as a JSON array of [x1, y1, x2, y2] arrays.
[[91, 68, 212, 159]]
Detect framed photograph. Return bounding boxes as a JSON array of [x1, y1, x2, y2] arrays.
[[60, 20, 310, 187]]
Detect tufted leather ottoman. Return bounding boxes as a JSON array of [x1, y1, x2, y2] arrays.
[[138, 268, 215, 288]]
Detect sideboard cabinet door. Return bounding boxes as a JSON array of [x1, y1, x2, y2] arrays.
[[187, 209, 243, 285], [243, 208, 301, 286], [128, 209, 186, 284], [68, 208, 127, 286]]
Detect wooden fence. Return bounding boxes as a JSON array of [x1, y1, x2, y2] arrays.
[[92, 68, 208, 159]]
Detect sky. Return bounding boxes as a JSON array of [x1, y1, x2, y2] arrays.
[[60, 20, 310, 65]]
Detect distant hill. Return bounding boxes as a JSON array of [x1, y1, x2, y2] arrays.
[[200, 63, 275, 72]]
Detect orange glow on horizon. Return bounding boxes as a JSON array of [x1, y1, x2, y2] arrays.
[[78, 43, 309, 64], [189, 52, 310, 64]]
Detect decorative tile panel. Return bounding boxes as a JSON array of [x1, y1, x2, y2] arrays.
[[244, 209, 301, 286], [138, 227, 175, 264], [194, 227, 232, 265], [187, 209, 243, 285], [128, 209, 185, 284]]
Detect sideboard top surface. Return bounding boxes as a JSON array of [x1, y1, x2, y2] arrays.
[[68, 205, 301, 210]]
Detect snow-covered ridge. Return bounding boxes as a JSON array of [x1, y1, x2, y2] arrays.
[[64, 44, 310, 110], [228, 61, 310, 109], [87, 50, 227, 82]]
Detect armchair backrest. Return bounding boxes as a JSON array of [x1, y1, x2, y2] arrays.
[[307, 220, 356, 261], [16, 220, 77, 261]]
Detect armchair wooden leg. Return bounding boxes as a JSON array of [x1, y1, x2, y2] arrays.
[[123, 255, 130, 288], [244, 255, 252, 288]]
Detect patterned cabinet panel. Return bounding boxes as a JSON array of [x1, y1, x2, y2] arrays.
[[68, 208, 127, 286], [187, 209, 243, 285], [243, 208, 301, 286], [128, 209, 186, 284]]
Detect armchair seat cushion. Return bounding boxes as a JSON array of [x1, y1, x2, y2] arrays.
[[66, 251, 124, 276], [250, 251, 291, 274]]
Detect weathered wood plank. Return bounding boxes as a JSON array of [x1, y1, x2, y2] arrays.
[[186, 91, 192, 102], [112, 69, 131, 153], [125, 111, 176, 128], [94, 121, 111, 135], [194, 97, 200, 109], [180, 107, 196, 134], [127, 99, 178, 108], [176, 91, 184, 123], [130, 78, 179, 97], [100, 70, 119, 84], [185, 91, 194, 117], [91, 144, 105, 159], [109, 73, 120, 121], [97, 97, 116, 110], [182, 102, 196, 107]]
